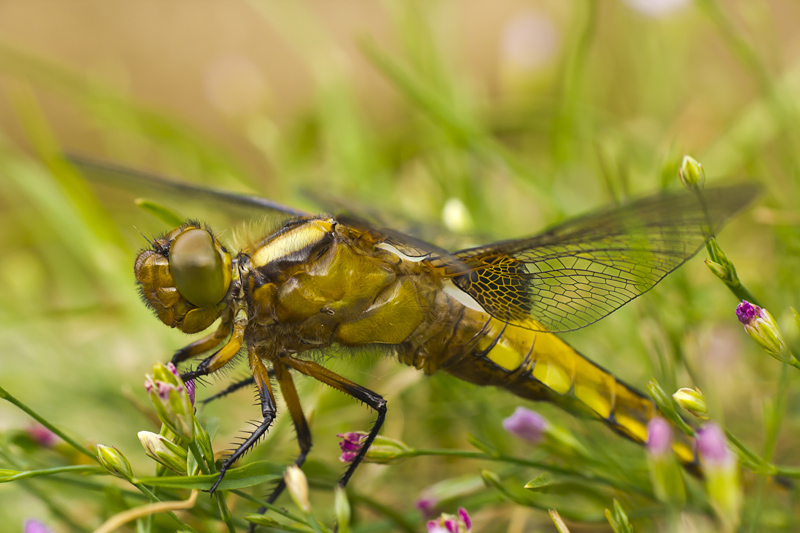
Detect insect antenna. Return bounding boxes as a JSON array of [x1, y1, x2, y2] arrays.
[[134, 226, 152, 245]]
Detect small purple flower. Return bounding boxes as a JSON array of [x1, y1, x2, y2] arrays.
[[502, 406, 547, 443], [166, 362, 180, 377], [27, 424, 57, 448], [416, 496, 438, 518], [735, 301, 792, 363], [736, 300, 760, 325], [185, 379, 196, 406], [696, 423, 742, 527], [696, 423, 733, 468], [427, 521, 448, 533], [145, 363, 195, 440], [338, 432, 365, 452], [646, 417, 673, 458], [427, 508, 472, 533], [23, 520, 53, 533], [337, 432, 366, 463], [458, 508, 472, 530]]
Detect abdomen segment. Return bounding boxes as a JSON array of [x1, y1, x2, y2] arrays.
[[413, 309, 695, 465]]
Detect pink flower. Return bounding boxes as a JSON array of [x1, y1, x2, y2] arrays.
[[416, 496, 438, 518], [26, 424, 57, 448], [735, 300, 760, 325], [427, 508, 472, 533], [337, 432, 366, 463], [502, 407, 546, 443], [646, 417, 673, 458], [696, 423, 734, 468], [24, 520, 53, 533]]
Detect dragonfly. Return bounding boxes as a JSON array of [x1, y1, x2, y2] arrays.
[[73, 156, 756, 516]]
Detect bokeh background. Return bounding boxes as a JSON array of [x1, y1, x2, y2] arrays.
[[2, 0, 800, 531]]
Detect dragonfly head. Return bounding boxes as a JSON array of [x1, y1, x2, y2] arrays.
[[135, 223, 233, 333]]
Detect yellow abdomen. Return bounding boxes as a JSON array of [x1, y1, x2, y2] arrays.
[[404, 305, 695, 466]]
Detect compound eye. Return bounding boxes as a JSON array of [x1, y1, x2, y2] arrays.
[[170, 228, 231, 308]]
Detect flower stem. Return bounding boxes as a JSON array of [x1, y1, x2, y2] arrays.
[[410, 449, 651, 497], [0, 464, 103, 482], [186, 440, 235, 533], [233, 489, 332, 530], [0, 384, 95, 460]]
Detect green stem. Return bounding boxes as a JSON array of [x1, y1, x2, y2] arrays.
[[232, 489, 308, 524], [409, 449, 651, 497], [0, 464, 103, 482], [43, 475, 224, 520], [695, 0, 770, 87], [216, 493, 236, 533], [305, 511, 324, 533], [749, 364, 791, 531], [704, 240, 760, 306], [233, 489, 333, 532], [723, 429, 770, 473], [0, 449, 85, 532], [20, 480, 86, 533], [697, 0, 800, 155], [186, 441, 235, 533], [187, 441, 210, 476], [764, 364, 790, 461], [0, 384, 96, 460], [773, 466, 800, 477], [349, 490, 416, 533], [553, 0, 597, 165]]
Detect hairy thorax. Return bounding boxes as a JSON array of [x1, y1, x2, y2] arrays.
[[242, 220, 443, 357]]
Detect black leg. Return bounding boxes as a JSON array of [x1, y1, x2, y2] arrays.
[[282, 358, 387, 490], [339, 393, 386, 488], [249, 363, 313, 532], [200, 376, 258, 406], [209, 352, 277, 496]]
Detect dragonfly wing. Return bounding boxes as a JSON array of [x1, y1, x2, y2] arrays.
[[447, 184, 759, 333], [302, 188, 489, 251], [68, 155, 311, 242]]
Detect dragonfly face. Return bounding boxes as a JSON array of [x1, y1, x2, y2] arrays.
[[135, 224, 233, 333]]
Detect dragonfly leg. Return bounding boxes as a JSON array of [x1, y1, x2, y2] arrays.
[[209, 347, 276, 495], [171, 309, 233, 365], [282, 358, 386, 489], [249, 362, 314, 531], [199, 375, 258, 405], [180, 309, 246, 382]]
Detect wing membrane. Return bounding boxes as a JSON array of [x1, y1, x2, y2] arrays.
[[68, 155, 311, 239], [449, 184, 758, 332]]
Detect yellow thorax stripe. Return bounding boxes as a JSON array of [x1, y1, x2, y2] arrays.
[[251, 219, 333, 267]]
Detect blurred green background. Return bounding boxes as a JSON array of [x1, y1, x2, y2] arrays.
[[1, 0, 800, 531]]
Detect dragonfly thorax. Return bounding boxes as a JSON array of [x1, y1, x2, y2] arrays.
[[243, 217, 433, 348]]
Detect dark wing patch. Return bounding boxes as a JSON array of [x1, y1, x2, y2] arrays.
[[449, 184, 758, 332], [68, 154, 311, 236], [456, 254, 533, 319]]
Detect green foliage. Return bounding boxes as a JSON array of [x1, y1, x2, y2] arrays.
[[2, 1, 800, 531]]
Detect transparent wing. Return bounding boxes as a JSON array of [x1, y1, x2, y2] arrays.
[[68, 155, 311, 243], [302, 189, 488, 251], [447, 184, 758, 333]]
